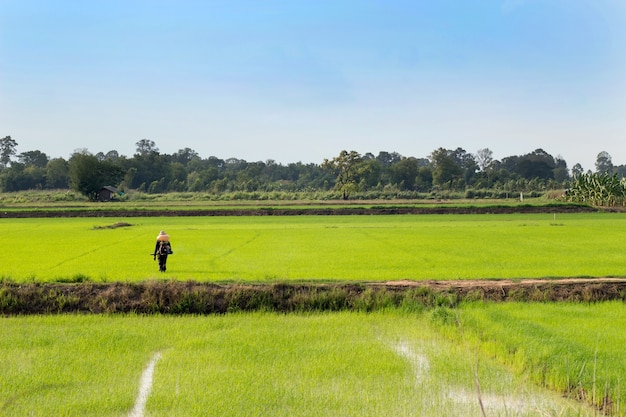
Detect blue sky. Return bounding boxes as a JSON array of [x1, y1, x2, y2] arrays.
[[1, 0, 625, 171]]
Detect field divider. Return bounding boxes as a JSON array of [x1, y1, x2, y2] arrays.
[[2, 279, 626, 314]]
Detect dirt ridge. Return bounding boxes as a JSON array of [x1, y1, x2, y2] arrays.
[[1, 278, 624, 315], [0, 204, 598, 218]]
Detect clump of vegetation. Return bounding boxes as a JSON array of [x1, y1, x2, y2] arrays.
[[460, 301, 626, 414], [92, 222, 132, 230], [566, 172, 626, 207]]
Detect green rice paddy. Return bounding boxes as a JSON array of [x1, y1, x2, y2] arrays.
[[0, 311, 600, 416], [2, 212, 626, 282], [3, 211, 625, 415], [458, 301, 626, 414]]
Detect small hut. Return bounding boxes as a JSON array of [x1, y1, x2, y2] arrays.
[[97, 186, 119, 202]]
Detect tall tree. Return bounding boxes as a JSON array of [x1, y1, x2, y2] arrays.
[[68, 151, 124, 200], [322, 150, 363, 199], [391, 157, 420, 190], [571, 163, 584, 178], [451, 147, 478, 184], [475, 148, 493, 172], [595, 151, 613, 174], [46, 158, 70, 189], [18, 150, 49, 168], [514, 149, 556, 180], [171, 148, 199, 165], [429, 148, 463, 189], [376, 151, 402, 166], [0, 136, 18, 168], [68, 152, 100, 199], [553, 156, 569, 183], [129, 140, 170, 190], [135, 139, 159, 157]]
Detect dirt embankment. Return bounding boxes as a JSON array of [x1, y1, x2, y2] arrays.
[[0, 204, 599, 218], [1, 278, 625, 315]]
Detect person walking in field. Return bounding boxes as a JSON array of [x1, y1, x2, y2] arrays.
[[153, 230, 173, 272]]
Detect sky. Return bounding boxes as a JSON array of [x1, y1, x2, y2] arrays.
[[1, 0, 625, 172]]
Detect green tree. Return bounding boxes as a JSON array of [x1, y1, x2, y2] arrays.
[[358, 158, 382, 189], [322, 150, 363, 199], [451, 147, 478, 185], [135, 139, 159, 157], [0, 136, 18, 168], [68, 151, 125, 200], [170, 148, 200, 166], [375, 151, 402, 166], [415, 166, 433, 191], [127, 140, 171, 191], [552, 156, 570, 183], [46, 158, 70, 189], [0, 163, 46, 191], [429, 148, 463, 189], [96, 150, 121, 162], [571, 163, 584, 178], [475, 148, 493, 172], [18, 150, 49, 168], [595, 151, 613, 174], [391, 157, 420, 190]]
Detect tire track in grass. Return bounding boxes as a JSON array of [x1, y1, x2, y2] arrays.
[[128, 352, 162, 417]]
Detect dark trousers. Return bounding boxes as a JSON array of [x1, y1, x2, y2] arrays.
[[157, 254, 168, 272]]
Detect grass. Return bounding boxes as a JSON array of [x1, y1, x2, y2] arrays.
[[2, 212, 626, 282], [1, 200, 622, 415], [0, 311, 595, 416], [458, 301, 626, 414], [0, 315, 153, 416], [0, 189, 566, 208]]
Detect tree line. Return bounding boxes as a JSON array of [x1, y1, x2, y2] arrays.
[[1, 135, 624, 200]]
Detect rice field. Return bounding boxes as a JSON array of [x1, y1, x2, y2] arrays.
[[458, 301, 626, 414], [0, 311, 597, 416], [2, 212, 626, 282], [3, 212, 625, 415]]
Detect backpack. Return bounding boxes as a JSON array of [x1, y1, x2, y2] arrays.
[[158, 241, 172, 256]]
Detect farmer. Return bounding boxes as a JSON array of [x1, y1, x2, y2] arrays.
[[153, 230, 173, 272]]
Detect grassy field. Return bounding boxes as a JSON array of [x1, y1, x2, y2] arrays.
[[2, 212, 626, 282], [0, 311, 596, 417], [0, 190, 565, 209], [3, 210, 625, 415], [457, 301, 626, 414]]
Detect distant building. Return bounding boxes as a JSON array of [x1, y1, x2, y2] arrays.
[[97, 186, 119, 202]]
